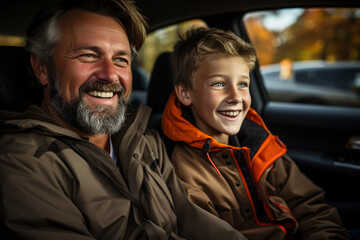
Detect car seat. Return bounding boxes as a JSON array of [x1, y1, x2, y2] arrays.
[[146, 51, 176, 156], [0, 46, 42, 111], [0, 46, 150, 111], [130, 65, 149, 108], [146, 51, 174, 117]]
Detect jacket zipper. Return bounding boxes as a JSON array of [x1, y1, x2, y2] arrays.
[[230, 149, 287, 236], [202, 138, 221, 176]]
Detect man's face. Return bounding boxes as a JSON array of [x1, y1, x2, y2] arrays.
[[45, 9, 133, 134], [186, 56, 251, 144]]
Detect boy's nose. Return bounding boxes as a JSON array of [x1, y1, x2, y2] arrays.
[[95, 58, 119, 83], [226, 86, 242, 104]]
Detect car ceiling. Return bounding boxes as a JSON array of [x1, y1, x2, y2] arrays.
[[1, 0, 358, 37], [136, 0, 359, 31]]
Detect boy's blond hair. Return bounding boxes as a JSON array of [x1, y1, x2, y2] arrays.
[[173, 27, 257, 90]]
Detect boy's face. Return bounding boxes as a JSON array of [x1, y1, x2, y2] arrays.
[[177, 56, 251, 144]]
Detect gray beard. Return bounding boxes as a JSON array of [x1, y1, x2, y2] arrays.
[[48, 70, 128, 135]]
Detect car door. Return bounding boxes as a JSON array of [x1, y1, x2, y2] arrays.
[[237, 7, 360, 230]]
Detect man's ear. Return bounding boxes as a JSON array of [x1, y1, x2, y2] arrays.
[[175, 84, 192, 106], [30, 54, 49, 86]]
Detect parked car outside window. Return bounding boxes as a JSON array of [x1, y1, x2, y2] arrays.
[[243, 8, 360, 108], [261, 60, 360, 107]]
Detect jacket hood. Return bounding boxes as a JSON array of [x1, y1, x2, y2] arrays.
[[162, 92, 271, 151], [162, 92, 230, 151], [0, 105, 81, 139], [0, 104, 151, 145], [162, 92, 287, 182]]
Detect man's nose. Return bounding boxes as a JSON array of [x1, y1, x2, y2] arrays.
[[95, 58, 119, 83]]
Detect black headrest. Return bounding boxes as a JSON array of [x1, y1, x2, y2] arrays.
[[132, 66, 149, 91], [0, 46, 42, 111], [146, 51, 174, 112]]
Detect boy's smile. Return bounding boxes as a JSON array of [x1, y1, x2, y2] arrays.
[[179, 56, 251, 144]]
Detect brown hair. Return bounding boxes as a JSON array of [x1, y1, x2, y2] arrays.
[[173, 27, 257, 89], [26, 0, 147, 65]]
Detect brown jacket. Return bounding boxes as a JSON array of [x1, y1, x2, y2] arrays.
[[162, 92, 349, 240], [0, 104, 247, 240]]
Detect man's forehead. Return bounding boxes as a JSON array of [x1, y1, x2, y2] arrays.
[[59, 9, 127, 37], [57, 9, 130, 52]]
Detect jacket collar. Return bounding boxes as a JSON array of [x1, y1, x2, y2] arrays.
[[162, 92, 232, 151], [162, 92, 287, 182], [112, 104, 152, 168], [0, 105, 82, 140], [162, 92, 272, 151]]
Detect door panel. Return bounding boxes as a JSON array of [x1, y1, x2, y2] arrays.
[[263, 101, 360, 229]]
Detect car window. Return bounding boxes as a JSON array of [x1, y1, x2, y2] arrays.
[[0, 34, 25, 46], [135, 19, 206, 74], [243, 8, 360, 108], [1, 19, 206, 77]]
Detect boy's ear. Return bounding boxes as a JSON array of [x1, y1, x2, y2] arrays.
[[30, 54, 49, 86], [175, 84, 192, 106]]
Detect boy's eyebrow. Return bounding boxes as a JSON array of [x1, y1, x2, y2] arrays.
[[206, 74, 227, 79], [206, 74, 250, 80]]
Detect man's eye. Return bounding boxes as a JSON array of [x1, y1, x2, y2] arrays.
[[114, 57, 129, 65], [78, 54, 97, 62], [81, 53, 96, 58]]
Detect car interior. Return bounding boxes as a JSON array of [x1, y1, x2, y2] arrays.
[[1, 0, 360, 234]]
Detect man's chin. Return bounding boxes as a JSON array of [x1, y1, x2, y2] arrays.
[[92, 105, 119, 115], [82, 97, 119, 113]]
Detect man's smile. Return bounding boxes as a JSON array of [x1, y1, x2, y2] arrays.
[[88, 90, 115, 98]]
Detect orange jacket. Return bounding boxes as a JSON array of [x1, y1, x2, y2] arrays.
[[162, 92, 349, 240]]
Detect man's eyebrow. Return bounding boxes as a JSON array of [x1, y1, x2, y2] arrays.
[[114, 49, 132, 57], [73, 45, 131, 56], [73, 45, 102, 53]]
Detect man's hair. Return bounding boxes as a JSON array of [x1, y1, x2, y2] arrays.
[[173, 27, 257, 89], [26, 0, 147, 66]]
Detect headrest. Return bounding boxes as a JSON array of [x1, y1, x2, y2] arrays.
[[0, 46, 42, 111], [146, 51, 174, 112], [132, 66, 149, 91]]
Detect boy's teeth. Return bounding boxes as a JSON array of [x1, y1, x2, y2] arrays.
[[219, 111, 239, 117], [88, 91, 114, 98]]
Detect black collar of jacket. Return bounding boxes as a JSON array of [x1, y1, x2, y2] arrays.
[[180, 104, 270, 160], [235, 119, 269, 160]]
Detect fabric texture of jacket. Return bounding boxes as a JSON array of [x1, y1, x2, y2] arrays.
[[162, 92, 349, 240], [0, 104, 248, 240]]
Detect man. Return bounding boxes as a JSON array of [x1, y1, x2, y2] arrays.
[[0, 0, 247, 239]]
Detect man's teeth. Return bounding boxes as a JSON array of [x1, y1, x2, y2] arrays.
[[88, 91, 114, 98], [219, 111, 240, 117]]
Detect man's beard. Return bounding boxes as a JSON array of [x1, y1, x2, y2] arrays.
[[48, 68, 128, 135]]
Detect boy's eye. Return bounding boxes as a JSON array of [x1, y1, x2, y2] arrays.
[[239, 82, 248, 88], [212, 82, 224, 87]]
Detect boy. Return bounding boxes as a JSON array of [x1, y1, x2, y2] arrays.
[[161, 27, 349, 239]]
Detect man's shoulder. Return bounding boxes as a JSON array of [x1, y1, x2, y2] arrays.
[[0, 125, 59, 157]]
